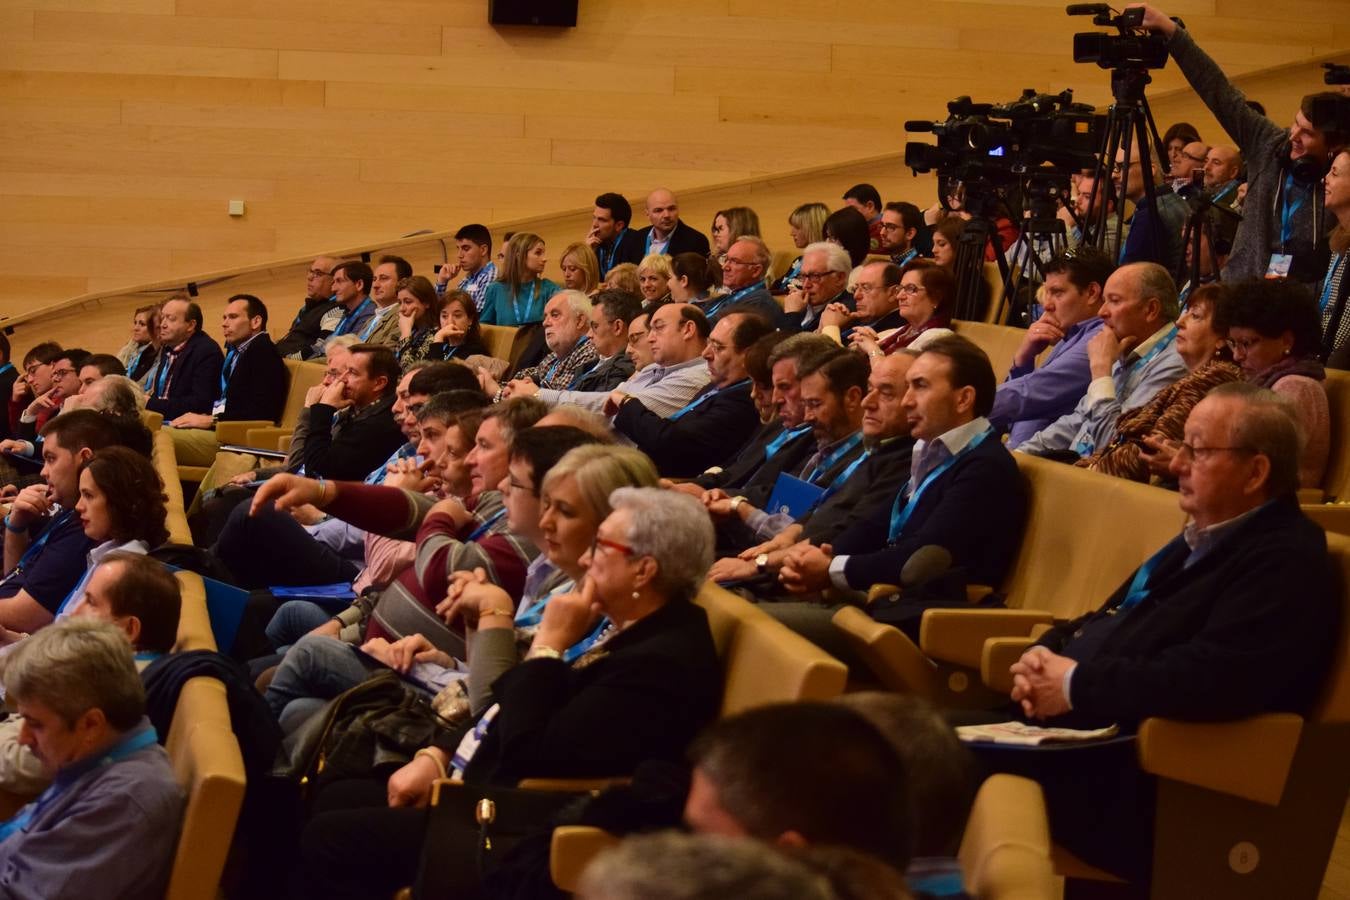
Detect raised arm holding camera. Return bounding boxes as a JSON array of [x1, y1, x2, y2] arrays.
[[1130, 3, 1350, 285]]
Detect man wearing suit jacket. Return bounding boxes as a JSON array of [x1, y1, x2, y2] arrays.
[[628, 188, 711, 261], [614, 310, 775, 477], [776, 335, 1028, 637], [987, 383, 1339, 882], [588, 192, 646, 277], [145, 298, 225, 423], [168, 294, 289, 467], [820, 258, 906, 348]]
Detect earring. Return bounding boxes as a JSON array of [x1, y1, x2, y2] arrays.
[[632, 590, 640, 601]]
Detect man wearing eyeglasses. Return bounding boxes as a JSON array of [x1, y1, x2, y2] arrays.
[[783, 242, 854, 334], [275, 256, 339, 360], [490, 291, 598, 402], [702, 237, 788, 328], [992, 382, 1336, 881], [513, 291, 639, 406], [878, 202, 922, 267], [2, 349, 89, 466], [1170, 140, 1210, 194]]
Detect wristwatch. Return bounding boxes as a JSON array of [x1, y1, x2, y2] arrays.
[[755, 553, 769, 575]]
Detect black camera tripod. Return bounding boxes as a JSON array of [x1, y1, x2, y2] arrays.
[[1178, 176, 1242, 295]]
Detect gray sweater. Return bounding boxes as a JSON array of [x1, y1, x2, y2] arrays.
[[1168, 27, 1331, 283]]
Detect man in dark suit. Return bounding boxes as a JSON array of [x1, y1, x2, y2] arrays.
[[775, 335, 1028, 636], [695, 237, 788, 328], [628, 188, 711, 261], [168, 293, 289, 467], [821, 259, 905, 347], [145, 297, 225, 423], [614, 310, 775, 477], [301, 343, 406, 480], [984, 382, 1339, 882], [587, 192, 646, 277]]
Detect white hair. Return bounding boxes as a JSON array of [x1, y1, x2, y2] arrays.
[[803, 241, 851, 275]]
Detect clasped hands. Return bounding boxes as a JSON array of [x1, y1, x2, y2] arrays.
[[1009, 646, 1075, 720]]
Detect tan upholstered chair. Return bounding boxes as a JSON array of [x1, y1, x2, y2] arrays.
[[153, 429, 193, 546], [479, 323, 518, 363], [958, 774, 1056, 900]]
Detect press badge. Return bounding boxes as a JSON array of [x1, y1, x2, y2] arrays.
[[1265, 254, 1293, 279], [211, 398, 227, 418]]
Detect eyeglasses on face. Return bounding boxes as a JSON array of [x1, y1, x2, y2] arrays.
[[898, 283, 927, 295], [590, 535, 635, 558]]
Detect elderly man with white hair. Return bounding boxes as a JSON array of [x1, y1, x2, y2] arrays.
[[781, 241, 855, 334], [487, 290, 599, 401]]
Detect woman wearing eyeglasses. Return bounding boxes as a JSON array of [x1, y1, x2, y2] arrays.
[[1081, 283, 1242, 482], [297, 487, 721, 900], [848, 259, 955, 358]]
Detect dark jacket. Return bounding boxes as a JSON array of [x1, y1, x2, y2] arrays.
[[698, 286, 790, 331], [1039, 496, 1338, 730], [694, 422, 813, 493], [301, 393, 406, 480], [456, 599, 721, 786], [834, 432, 1027, 591], [802, 436, 915, 543], [275, 296, 339, 359], [600, 229, 647, 275], [569, 352, 634, 394], [0, 363, 16, 442], [221, 333, 288, 423], [614, 379, 760, 478], [841, 308, 905, 345], [145, 330, 226, 420], [628, 220, 711, 261]]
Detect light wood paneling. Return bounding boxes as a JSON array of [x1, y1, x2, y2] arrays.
[[0, 0, 1346, 321]]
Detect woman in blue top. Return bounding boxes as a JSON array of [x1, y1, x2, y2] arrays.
[[479, 232, 560, 326]]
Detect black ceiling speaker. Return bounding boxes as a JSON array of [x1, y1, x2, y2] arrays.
[[489, 0, 578, 26]]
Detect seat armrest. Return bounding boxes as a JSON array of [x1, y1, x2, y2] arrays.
[[550, 826, 620, 892], [516, 776, 631, 792], [215, 420, 274, 445], [981, 636, 1037, 694], [1297, 487, 1326, 504], [1136, 714, 1303, 806], [831, 606, 936, 697], [919, 609, 1055, 669], [867, 583, 901, 604]]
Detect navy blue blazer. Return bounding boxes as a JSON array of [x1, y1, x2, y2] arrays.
[[221, 333, 287, 423], [614, 380, 760, 478], [145, 330, 225, 420], [626, 220, 711, 262]]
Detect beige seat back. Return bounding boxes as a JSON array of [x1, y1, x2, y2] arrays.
[[694, 584, 847, 716], [480, 324, 518, 362], [174, 571, 217, 654], [1320, 370, 1350, 502], [276, 359, 327, 430], [163, 677, 246, 900], [153, 429, 193, 546], [951, 320, 1026, 378], [958, 774, 1056, 900]]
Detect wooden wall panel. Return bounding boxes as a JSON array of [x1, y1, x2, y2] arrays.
[[0, 0, 1346, 325]]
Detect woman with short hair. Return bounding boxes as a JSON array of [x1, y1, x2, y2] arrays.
[[560, 242, 601, 295], [637, 253, 673, 306], [848, 260, 956, 357], [773, 201, 830, 294]]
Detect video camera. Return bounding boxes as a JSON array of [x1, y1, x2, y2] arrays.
[[1326, 63, 1350, 86], [1068, 4, 1170, 70]]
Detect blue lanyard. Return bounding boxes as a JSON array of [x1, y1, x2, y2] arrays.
[[1279, 172, 1309, 248], [669, 378, 749, 421], [153, 349, 175, 398], [566, 349, 608, 389], [1115, 535, 1186, 614], [5, 510, 74, 582], [126, 345, 147, 378], [598, 228, 626, 274], [333, 297, 373, 336], [764, 424, 811, 460], [514, 580, 576, 627], [510, 282, 538, 325], [219, 346, 240, 397], [543, 337, 588, 385], [0, 362, 12, 379], [1321, 254, 1346, 313], [1070, 328, 1174, 458], [0, 726, 159, 844], [888, 427, 992, 541], [703, 284, 759, 321], [467, 509, 506, 542], [804, 432, 864, 484]]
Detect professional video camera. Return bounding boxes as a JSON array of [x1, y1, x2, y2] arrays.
[[1069, 4, 1169, 70], [1326, 62, 1350, 86]]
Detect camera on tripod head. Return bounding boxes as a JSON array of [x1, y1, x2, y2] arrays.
[[1068, 4, 1169, 70], [1326, 63, 1350, 86]]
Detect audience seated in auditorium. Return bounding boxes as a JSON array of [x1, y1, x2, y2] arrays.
[[700, 237, 783, 326], [296, 487, 720, 900], [116, 303, 163, 382], [0, 551, 181, 796], [986, 383, 1337, 881], [436, 225, 497, 312], [512, 290, 640, 405], [1321, 147, 1350, 368], [1225, 278, 1330, 488], [361, 255, 413, 347], [480, 232, 559, 327], [634, 188, 710, 259], [637, 253, 674, 306], [773, 202, 829, 294], [1, 411, 143, 633], [0, 619, 184, 900], [843, 183, 886, 254], [1017, 262, 1188, 462], [324, 260, 378, 344], [848, 260, 955, 358], [879, 201, 923, 268], [167, 293, 288, 468], [1080, 282, 1241, 482], [775, 336, 1027, 642], [1138, 4, 1350, 284], [989, 247, 1113, 447], [821, 259, 905, 347], [275, 256, 338, 359], [614, 310, 773, 477], [781, 242, 854, 334], [592, 303, 712, 419]]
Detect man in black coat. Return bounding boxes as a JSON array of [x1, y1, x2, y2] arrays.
[[168, 294, 290, 467], [145, 297, 225, 422], [614, 310, 775, 478], [274, 255, 339, 359], [301, 343, 406, 481], [588, 192, 646, 278], [626, 188, 711, 261]]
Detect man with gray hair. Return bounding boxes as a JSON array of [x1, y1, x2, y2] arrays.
[[0, 618, 184, 899], [781, 241, 854, 334], [64, 374, 144, 417], [1017, 262, 1188, 461], [489, 290, 599, 400], [701, 237, 786, 327], [995, 383, 1336, 880]]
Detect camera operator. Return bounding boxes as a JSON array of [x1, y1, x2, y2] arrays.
[[1130, 4, 1350, 285]]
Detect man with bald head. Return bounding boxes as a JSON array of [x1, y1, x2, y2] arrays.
[[630, 188, 710, 259], [1170, 140, 1209, 193], [1203, 145, 1243, 205], [276, 255, 340, 359]]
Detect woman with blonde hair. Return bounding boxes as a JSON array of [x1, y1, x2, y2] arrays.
[[637, 253, 674, 306], [559, 242, 601, 295], [480, 232, 560, 326], [774, 201, 830, 293]]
